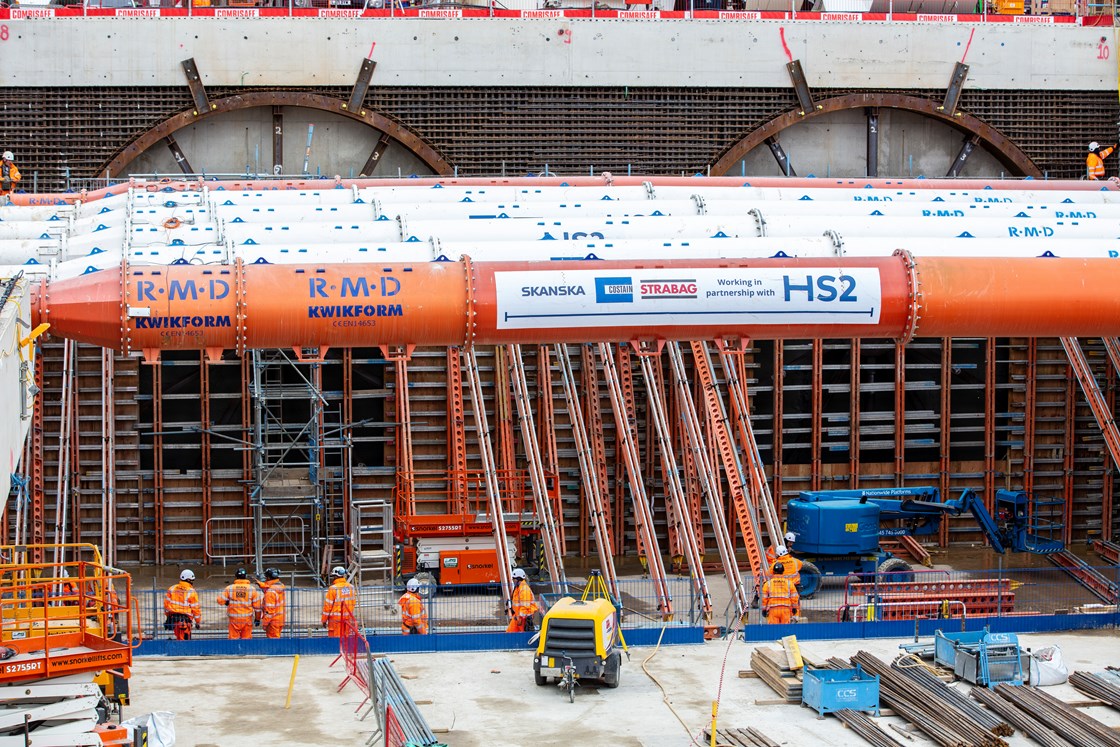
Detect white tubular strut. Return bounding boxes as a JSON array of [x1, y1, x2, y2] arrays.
[[505, 343, 568, 589], [464, 346, 515, 611]]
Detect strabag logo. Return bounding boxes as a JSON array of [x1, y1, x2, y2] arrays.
[[595, 277, 634, 304], [640, 279, 698, 299]]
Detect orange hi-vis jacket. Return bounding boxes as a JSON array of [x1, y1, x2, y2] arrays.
[[0, 162, 20, 195], [774, 553, 803, 586], [164, 581, 201, 624], [217, 579, 263, 622], [260, 580, 286, 627], [761, 575, 799, 613], [511, 580, 538, 618], [1088, 146, 1115, 179], [321, 578, 356, 624], [398, 591, 428, 634]]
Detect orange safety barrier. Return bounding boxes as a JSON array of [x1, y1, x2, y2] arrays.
[[31, 256, 1120, 359]]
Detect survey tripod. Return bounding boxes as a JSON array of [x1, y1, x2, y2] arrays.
[[581, 570, 630, 657]]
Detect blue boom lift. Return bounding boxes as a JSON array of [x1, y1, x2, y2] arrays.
[[786, 486, 1063, 597]]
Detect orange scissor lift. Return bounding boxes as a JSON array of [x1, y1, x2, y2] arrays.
[[0, 544, 136, 746]]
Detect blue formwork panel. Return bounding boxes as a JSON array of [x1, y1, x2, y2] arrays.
[[801, 665, 880, 718]]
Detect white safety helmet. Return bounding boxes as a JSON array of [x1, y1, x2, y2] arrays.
[[180, 569, 195, 582], [784, 531, 797, 544], [775, 546, 788, 557], [406, 578, 420, 593], [1090, 141, 1100, 151], [330, 565, 346, 579], [1, 151, 11, 161], [511, 568, 527, 580]]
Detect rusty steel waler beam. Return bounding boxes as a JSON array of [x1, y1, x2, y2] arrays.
[[1048, 550, 1118, 604], [1092, 539, 1120, 564]]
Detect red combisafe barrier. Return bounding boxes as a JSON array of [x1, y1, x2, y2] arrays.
[[333, 611, 374, 713], [384, 705, 407, 747]]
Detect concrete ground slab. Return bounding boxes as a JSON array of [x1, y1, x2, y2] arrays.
[[128, 630, 1120, 747]]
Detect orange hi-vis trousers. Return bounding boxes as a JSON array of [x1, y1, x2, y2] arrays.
[[228, 619, 253, 639]]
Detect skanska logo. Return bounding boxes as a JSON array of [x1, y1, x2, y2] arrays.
[[595, 276, 634, 304], [520, 285, 587, 297]]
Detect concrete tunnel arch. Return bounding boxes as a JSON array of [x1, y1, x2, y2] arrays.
[[100, 91, 456, 179], [708, 93, 1042, 179]]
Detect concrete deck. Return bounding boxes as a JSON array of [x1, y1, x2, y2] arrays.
[[128, 630, 1120, 746]]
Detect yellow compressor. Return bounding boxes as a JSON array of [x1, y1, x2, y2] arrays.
[[533, 596, 622, 699]]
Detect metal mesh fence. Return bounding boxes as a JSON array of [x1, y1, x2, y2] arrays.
[[726, 564, 1120, 629], [132, 565, 1120, 641], [133, 577, 698, 640]]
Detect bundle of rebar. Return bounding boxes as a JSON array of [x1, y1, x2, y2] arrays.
[[1070, 671, 1120, 710], [890, 657, 1011, 736], [370, 658, 440, 747], [851, 651, 1010, 747], [969, 686, 1076, 747], [991, 684, 1120, 747], [834, 709, 906, 747]]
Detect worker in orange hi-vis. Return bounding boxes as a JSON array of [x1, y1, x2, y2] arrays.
[[257, 568, 286, 639], [217, 568, 263, 640], [321, 566, 356, 637], [505, 568, 539, 633], [57, 569, 79, 606], [765, 531, 799, 571], [164, 569, 201, 641], [398, 578, 429, 635], [1087, 141, 1115, 180], [761, 563, 799, 625], [772, 545, 803, 590], [0, 151, 20, 205]]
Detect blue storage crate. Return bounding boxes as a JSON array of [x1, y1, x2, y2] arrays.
[[801, 665, 880, 719]]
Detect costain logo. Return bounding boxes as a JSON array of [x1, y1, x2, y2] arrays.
[[595, 277, 634, 304]]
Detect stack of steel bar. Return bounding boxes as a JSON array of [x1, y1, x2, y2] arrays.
[[1070, 671, 1120, 710], [833, 709, 906, 747], [846, 579, 1015, 620], [851, 652, 1012, 747], [986, 684, 1120, 747], [969, 687, 1075, 747], [370, 658, 440, 747]]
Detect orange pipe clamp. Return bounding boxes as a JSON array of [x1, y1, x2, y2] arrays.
[[30, 253, 1120, 361]]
